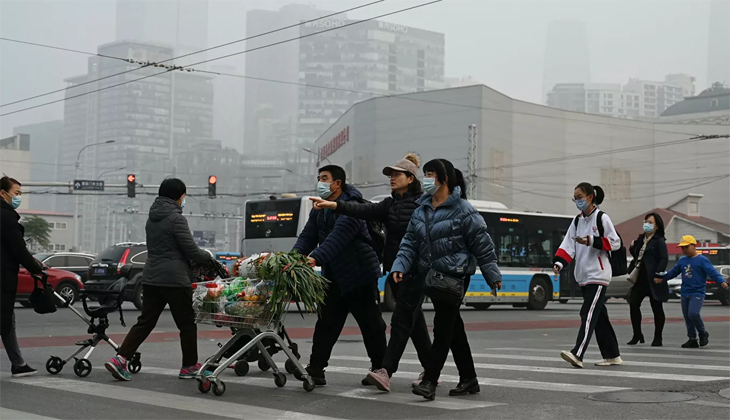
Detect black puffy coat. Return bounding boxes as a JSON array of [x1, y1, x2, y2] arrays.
[[629, 233, 669, 301], [0, 200, 43, 293], [336, 191, 421, 273], [142, 197, 211, 288], [293, 185, 381, 296]]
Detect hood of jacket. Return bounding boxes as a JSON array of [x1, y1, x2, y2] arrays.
[[0, 199, 19, 220], [339, 184, 363, 202], [416, 186, 463, 209], [149, 197, 182, 222]]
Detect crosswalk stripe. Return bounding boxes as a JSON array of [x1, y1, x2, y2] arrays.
[[485, 348, 730, 362], [465, 352, 729, 371], [5, 376, 341, 420], [142, 367, 503, 410], [0, 407, 59, 420], [330, 356, 730, 382], [323, 366, 629, 394]]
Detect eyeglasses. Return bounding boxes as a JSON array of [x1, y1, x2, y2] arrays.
[[572, 196, 587, 203]]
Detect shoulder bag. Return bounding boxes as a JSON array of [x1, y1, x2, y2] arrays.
[[29, 273, 57, 314], [423, 207, 465, 306], [627, 237, 649, 284]]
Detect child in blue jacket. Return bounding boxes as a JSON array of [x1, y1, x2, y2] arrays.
[[658, 235, 728, 348]]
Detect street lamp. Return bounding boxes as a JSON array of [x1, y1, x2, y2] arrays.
[[74, 140, 115, 251], [302, 147, 331, 165], [284, 168, 312, 184], [97, 166, 126, 180]]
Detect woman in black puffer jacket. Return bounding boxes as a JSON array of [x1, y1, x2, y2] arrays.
[[310, 154, 429, 391]]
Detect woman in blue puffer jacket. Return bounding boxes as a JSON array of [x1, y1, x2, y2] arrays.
[[392, 159, 503, 401]]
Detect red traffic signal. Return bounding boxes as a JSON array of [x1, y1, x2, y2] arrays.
[[208, 175, 217, 198], [126, 174, 136, 198], [208, 175, 217, 184], [127, 174, 136, 183]]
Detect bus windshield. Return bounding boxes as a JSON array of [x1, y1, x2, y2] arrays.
[[245, 199, 302, 239], [699, 248, 730, 266]]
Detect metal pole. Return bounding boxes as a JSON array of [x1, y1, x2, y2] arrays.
[[225, 217, 229, 251], [235, 207, 241, 254], [74, 162, 80, 251], [111, 212, 116, 245], [468, 124, 478, 200], [104, 204, 111, 249]]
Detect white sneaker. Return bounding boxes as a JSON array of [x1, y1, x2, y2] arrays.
[[595, 357, 623, 366], [560, 351, 583, 368]]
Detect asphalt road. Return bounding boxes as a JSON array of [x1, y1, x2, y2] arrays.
[[1, 300, 729, 420]]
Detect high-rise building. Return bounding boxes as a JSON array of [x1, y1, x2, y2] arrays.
[[547, 74, 695, 119], [115, 0, 208, 59], [211, 65, 245, 153], [59, 40, 214, 252], [298, 18, 446, 148], [707, 0, 730, 87], [0, 134, 30, 210], [243, 4, 331, 156], [543, 20, 591, 103], [13, 120, 63, 212]]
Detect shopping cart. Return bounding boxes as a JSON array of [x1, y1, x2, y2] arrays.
[[193, 278, 315, 396]]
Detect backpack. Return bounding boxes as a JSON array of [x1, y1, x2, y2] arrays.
[[573, 211, 628, 276], [333, 197, 386, 264]]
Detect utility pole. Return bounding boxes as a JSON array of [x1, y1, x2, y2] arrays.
[[468, 124, 478, 199]]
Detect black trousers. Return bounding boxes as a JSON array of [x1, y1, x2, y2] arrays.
[[423, 278, 476, 383], [571, 284, 620, 360], [118, 285, 198, 366], [383, 273, 431, 375], [310, 281, 387, 370], [629, 273, 665, 338]]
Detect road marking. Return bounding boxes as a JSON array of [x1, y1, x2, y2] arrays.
[[142, 367, 503, 411], [463, 352, 730, 371], [484, 348, 730, 362], [685, 400, 730, 408], [0, 408, 59, 420], [5, 376, 342, 420], [330, 356, 730, 382]]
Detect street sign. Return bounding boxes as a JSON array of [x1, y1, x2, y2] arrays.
[[73, 180, 105, 191]]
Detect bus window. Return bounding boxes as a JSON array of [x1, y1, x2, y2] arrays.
[[527, 232, 551, 267], [245, 199, 302, 239], [493, 226, 527, 267]]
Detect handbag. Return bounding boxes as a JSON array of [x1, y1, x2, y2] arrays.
[[627, 238, 649, 285], [422, 208, 464, 306], [29, 274, 57, 314]]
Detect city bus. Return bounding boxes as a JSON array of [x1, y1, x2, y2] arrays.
[[242, 196, 577, 311], [214, 252, 242, 272]]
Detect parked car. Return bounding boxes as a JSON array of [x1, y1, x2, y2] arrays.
[[85, 242, 147, 310], [668, 265, 729, 306], [17, 261, 84, 307], [33, 252, 96, 283]]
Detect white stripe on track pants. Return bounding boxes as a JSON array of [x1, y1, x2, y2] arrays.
[[571, 284, 620, 360]]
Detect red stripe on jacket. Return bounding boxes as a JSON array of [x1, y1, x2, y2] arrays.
[[601, 237, 612, 251], [556, 248, 573, 264]]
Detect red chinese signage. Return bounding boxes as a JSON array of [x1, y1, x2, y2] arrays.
[[319, 126, 349, 163]]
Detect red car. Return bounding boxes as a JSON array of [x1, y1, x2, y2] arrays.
[[17, 261, 84, 308]]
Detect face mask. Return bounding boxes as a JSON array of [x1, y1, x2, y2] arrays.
[[317, 182, 332, 199], [423, 177, 439, 195], [10, 196, 21, 209], [181, 198, 186, 209], [575, 199, 589, 212], [643, 222, 654, 234]]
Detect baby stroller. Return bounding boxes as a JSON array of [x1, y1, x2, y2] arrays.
[[194, 258, 302, 377], [45, 265, 141, 378]]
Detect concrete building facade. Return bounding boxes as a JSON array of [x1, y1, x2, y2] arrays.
[[314, 85, 730, 226]]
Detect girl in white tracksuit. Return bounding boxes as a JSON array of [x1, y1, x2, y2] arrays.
[[553, 183, 622, 368]]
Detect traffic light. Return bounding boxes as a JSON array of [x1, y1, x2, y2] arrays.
[[208, 175, 217, 199], [127, 174, 136, 198]]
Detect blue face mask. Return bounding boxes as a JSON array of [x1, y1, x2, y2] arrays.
[[10, 196, 21, 209], [423, 177, 439, 195], [643, 222, 654, 234], [317, 182, 332, 199], [181, 198, 186, 209], [575, 199, 589, 212]]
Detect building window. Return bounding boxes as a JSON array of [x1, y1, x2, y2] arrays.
[[53, 244, 67, 251], [711, 99, 719, 107]]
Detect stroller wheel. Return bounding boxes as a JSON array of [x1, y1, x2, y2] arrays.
[[258, 358, 270, 372], [274, 372, 287, 388], [212, 381, 226, 397], [197, 378, 211, 394], [128, 360, 142, 374], [46, 356, 64, 375], [303, 379, 315, 392], [285, 359, 297, 375], [234, 361, 249, 377], [73, 359, 92, 378]]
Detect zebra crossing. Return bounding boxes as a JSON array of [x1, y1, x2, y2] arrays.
[[2, 345, 728, 419]]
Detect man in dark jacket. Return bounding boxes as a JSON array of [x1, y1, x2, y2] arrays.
[[0, 176, 43, 377], [105, 178, 213, 381], [293, 165, 386, 385]]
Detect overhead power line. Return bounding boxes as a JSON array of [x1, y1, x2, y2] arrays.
[[0, 0, 385, 109]]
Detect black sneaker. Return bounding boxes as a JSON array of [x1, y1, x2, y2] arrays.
[[699, 332, 710, 347], [11, 364, 37, 378], [681, 339, 699, 348], [304, 365, 327, 386]]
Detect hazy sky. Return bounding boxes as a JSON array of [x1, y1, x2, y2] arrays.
[[0, 0, 715, 137]]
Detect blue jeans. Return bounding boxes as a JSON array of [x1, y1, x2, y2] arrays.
[[681, 295, 705, 339]]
